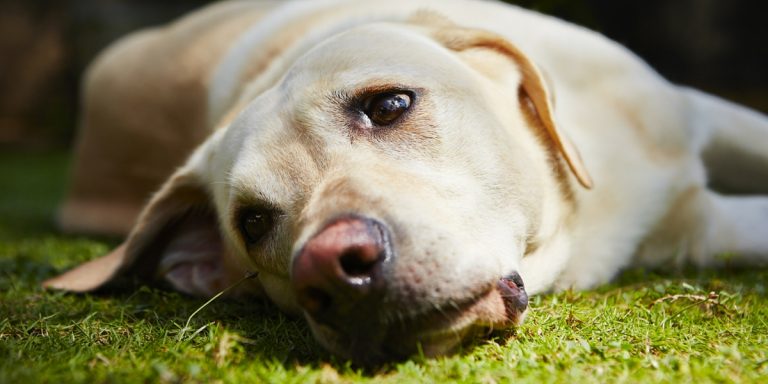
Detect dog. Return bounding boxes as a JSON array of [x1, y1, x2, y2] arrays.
[[43, 0, 768, 362]]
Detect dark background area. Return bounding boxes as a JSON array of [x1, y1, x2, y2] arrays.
[[1, 0, 766, 150]]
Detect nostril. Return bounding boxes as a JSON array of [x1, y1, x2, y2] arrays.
[[339, 248, 379, 277]]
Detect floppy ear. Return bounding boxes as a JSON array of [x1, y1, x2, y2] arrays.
[[426, 22, 593, 189], [43, 143, 251, 297]]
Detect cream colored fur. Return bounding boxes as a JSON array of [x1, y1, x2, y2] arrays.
[[46, 0, 768, 359]]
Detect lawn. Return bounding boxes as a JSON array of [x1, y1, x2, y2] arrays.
[[1, 151, 767, 383]]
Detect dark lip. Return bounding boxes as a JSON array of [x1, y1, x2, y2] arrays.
[[498, 272, 529, 321], [305, 288, 484, 364], [309, 274, 528, 364]]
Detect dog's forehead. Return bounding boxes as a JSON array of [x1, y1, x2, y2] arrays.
[[282, 23, 469, 91]]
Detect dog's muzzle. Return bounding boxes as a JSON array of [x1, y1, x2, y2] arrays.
[[291, 215, 391, 335], [290, 215, 528, 362]]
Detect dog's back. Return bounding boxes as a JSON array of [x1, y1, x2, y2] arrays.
[[59, 1, 277, 235]]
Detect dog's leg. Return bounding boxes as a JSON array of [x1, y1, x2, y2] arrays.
[[689, 190, 768, 267], [685, 88, 768, 194]]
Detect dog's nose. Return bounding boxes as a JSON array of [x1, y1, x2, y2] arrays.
[[292, 216, 389, 325]]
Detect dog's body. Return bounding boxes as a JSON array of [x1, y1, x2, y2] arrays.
[[46, 0, 768, 361]]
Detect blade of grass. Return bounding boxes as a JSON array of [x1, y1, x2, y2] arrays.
[[176, 271, 258, 343]]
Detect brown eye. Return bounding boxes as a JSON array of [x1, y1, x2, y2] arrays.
[[363, 92, 412, 126], [239, 209, 274, 244]]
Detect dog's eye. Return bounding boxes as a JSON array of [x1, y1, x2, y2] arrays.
[[363, 92, 412, 126], [239, 209, 274, 244]]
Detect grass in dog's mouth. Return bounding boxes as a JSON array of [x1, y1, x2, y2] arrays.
[[2, 151, 768, 382]]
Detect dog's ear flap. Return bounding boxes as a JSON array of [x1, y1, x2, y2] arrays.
[[44, 145, 245, 296], [427, 24, 593, 189]]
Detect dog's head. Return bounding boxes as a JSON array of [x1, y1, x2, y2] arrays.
[[45, 17, 591, 362]]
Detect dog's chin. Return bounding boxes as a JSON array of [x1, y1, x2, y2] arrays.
[[307, 319, 476, 364], [305, 279, 528, 364]]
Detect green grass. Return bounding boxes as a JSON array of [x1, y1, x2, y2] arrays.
[[1, 151, 767, 383]]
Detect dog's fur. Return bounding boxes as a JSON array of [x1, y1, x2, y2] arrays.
[[44, 0, 768, 361]]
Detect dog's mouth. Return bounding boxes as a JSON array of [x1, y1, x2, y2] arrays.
[[306, 272, 528, 363]]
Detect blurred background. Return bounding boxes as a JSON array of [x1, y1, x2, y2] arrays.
[[1, 0, 766, 150]]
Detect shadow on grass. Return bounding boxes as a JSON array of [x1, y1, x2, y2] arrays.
[[0, 151, 71, 236], [99, 265, 768, 373]]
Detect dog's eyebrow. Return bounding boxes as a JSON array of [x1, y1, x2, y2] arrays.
[[328, 89, 354, 104], [229, 180, 278, 207]]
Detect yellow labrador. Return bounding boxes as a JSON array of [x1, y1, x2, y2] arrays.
[[45, 0, 768, 362]]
